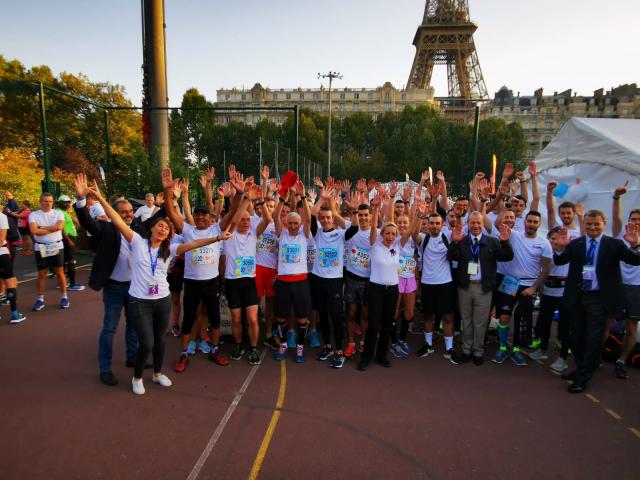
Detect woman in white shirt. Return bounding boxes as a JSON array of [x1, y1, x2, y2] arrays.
[[88, 181, 231, 395]]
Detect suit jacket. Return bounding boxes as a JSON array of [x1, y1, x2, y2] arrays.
[[553, 235, 640, 315], [74, 204, 164, 291], [448, 234, 514, 293]]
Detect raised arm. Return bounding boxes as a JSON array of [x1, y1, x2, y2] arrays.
[[177, 227, 232, 256], [87, 181, 134, 243], [546, 180, 557, 230], [612, 181, 629, 237], [161, 168, 185, 233], [436, 171, 448, 213], [369, 194, 382, 245], [180, 179, 194, 226], [295, 180, 312, 238], [528, 162, 540, 212], [516, 170, 528, 205]]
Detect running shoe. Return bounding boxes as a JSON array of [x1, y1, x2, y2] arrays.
[[317, 346, 334, 361], [528, 338, 541, 349], [0, 295, 9, 306], [443, 348, 459, 365], [249, 349, 261, 365], [309, 330, 321, 348], [174, 354, 189, 373], [397, 340, 411, 355], [32, 299, 45, 311], [67, 284, 86, 292], [169, 324, 181, 337], [208, 349, 230, 366], [295, 345, 305, 364], [264, 336, 280, 350], [344, 342, 356, 359], [186, 340, 197, 355], [492, 349, 509, 364], [330, 352, 345, 369], [510, 350, 528, 367], [231, 344, 245, 361], [528, 349, 548, 361], [615, 360, 629, 379], [286, 330, 297, 349], [131, 378, 145, 395], [9, 312, 27, 324], [59, 297, 70, 309], [151, 374, 172, 387], [275, 343, 288, 361], [416, 343, 435, 358], [550, 357, 568, 373], [198, 339, 212, 354], [390, 343, 407, 358]]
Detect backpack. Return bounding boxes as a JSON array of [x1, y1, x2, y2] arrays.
[[421, 232, 450, 253]]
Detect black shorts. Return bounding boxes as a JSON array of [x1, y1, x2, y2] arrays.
[[421, 282, 455, 316], [274, 278, 311, 319], [225, 277, 259, 310], [167, 259, 184, 293], [623, 284, 640, 319], [0, 254, 14, 279], [18, 226, 30, 236], [310, 274, 343, 311], [34, 249, 64, 270], [496, 285, 528, 317], [344, 274, 369, 306]]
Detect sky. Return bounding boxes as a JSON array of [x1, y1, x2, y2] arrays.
[[2, 0, 639, 106]]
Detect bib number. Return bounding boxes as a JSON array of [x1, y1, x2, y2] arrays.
[[148, 283, 159, 296], [318, 247, 339, 268], [191, 246, 216, 266], [499, 274, 521, 297], [398, 256, 417, 276], [349, 246, 370, 271], [281, 244, 302, 264], [234, 255, 255, 276], [38, 241, 63, 258]]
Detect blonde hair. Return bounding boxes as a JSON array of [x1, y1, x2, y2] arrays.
[[381, 222, 398, 235]]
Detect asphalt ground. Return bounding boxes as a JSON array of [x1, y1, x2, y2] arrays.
[[1, 254, 640, 479]]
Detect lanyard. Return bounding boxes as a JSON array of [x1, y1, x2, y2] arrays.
[[586, 239, 597, 265], [148, 241, 159, 277], [469, 237, 480, 260]]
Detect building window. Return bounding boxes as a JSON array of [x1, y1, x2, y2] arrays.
[[241, 94, 246, 101], [312, 104, 318, 111], [354, 93, 360, 100], [313, 92, 320, 100], [368, 103, 374, 112], [340, 93, 346, 100], [225, 94, 230, 101], [272, 93, 278, 100], [384, 92, 391, 100], [300, 93, 305, 100], [401, 93, 407, 100], [368, 92, 374, 100], [384, 102, 392, 110], [353, 103, 359, 111], [339, 103, 345, 112], [286, 93, 292, 100]]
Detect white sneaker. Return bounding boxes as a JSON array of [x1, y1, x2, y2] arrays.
[[528, 348, 548, 361], [550, 357, 568, 373], [152, 374, 172, 387], [132, 378, 145, 395]]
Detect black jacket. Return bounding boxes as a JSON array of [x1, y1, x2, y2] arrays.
[[448, 234, 514, 293], [553, 235, 640, 315], [74, 203, 164, 291]]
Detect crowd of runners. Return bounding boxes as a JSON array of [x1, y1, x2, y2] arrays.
[[2, 161, 640, 396]]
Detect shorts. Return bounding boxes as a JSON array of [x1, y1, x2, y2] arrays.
[[226, 277, 259, 309], [496, 285, 528, 317], [344, 274, 369, 306], [623, 284, 640, 319], [167, 259, 184, 293], [421, 282, 455, 316], [399, 276, 417, 294], [274, 278, 311, 319], [0, 254, 14, 279], [18, 226, 30, 236], [255, 264, 277, 298], [35, 249, 64, 270]]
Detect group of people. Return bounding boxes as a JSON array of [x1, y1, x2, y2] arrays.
[[2, 161, 639, 396]]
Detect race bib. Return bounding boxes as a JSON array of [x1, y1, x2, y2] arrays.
[[349, 246, 370, 270], [318, 247, 340, 268], [257, 234, 277, 254], [38, 241, 63, 258], [281, 244, 302, 264], [148, 283, 159, 296], [398, 256, 417, 276], [234, 255, 255, 276], [191, 246, 216, 266], [499, 274, 521, 297]]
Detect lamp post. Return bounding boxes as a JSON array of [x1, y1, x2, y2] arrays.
[[318, 71, 342, 177]]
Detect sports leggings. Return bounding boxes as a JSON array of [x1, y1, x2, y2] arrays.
[[129, 295, 171, 378], [181, 278, 220, 335]]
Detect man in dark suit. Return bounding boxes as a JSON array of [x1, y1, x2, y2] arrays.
[[448, 211, 514, 364], [72, 174, 162, 386], [553, 209, 640, 393]]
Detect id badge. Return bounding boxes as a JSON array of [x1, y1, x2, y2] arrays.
[[582, 265, 595, 290], [148, 283, 159, 296], [467, 262, 479, 275]]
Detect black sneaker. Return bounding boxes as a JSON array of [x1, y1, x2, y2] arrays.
[[317, 346, 334, 361], [231, 344, 245, 361], [330, 352, 345, 369], [263, 336, 280, 350], [443, 349, 459, 365], [357, 358, 370, 371], [615, 360, 629, 379], [416, 343, 435, 358], [249, 349, 261, 365], [376, 357, 391, 368], [100, 371, 118, 386]]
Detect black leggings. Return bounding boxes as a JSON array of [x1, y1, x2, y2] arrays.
[[315, 277, 345, 350], [129, 295, 171, 378], [513, 288, 535, 348], [536, 295, 571, 357], [363, 283, 399, 361], [181, 278, 220, 335]]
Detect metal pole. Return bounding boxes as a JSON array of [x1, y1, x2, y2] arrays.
[[103, 109, 112, 194], [275, 141, 279, 179], [259, 136, 263, 180], [38, 82, 52, 193], [294, 105, 299, 172], [144, 0, 170, 169], [328, 77, 332, 178], [223, 150, 226, 181], [471, 105, 480, 174]]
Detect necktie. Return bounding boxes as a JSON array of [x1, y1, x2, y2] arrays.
[[586, 238, 596, 265]]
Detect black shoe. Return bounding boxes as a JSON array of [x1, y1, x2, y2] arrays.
[[126, 360, 152, 369], [473, 356, 484, 366], [357, 359, 370, 371], [100, 371, 118, 386], [561, 370, 577, 381], [568, 382, 585, 394], [615, 360, 629, 379], [457, 352, 471, 363], [376, 357, 391, 368], [416, 343, 435, 357]]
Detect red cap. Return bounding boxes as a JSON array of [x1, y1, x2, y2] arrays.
[[279, 171, 298, 197]]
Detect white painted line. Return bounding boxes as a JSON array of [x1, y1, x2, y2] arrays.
[[187, 351, 266, 480], [17, 263, 92, 284]]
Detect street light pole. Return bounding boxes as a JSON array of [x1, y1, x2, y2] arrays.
[[318, 71, 342, 178]]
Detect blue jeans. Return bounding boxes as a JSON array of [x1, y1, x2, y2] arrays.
[[98, 281, 139, 373]]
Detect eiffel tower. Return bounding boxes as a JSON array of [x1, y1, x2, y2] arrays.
[[407, 0, 488, 119]]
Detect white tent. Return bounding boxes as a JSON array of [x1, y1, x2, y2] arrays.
[[529, 117, 640, 234]]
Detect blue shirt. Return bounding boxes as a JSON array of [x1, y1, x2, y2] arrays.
[[585, 234, 603, 291]]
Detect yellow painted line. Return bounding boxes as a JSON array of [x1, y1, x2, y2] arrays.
[[605, 409, 622, 421], [17, 263, 92, 284], [585, 394, 600, 404], [247, 359, 287, 480], [550, 370, 561, 376], [629, 427, 640, 439]]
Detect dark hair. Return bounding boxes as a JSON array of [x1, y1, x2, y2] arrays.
[[357, 204, 370, 211], [146, 217, 173, 261], [112, 199, 131, 211], [558, 201, 575, 211], [428, 212, 443, 221], [40, 192, 53, 200], [394, 199, 404, 204], [22, 200, 31, 207], [318, 206, 332, 213], [547, 226, 563, 238], [514, 194, 527, 206], [457, 196, 469, 202], [525, 210, 541, 220], [585, 209, 606, 221], [628, 209, 640, 219]]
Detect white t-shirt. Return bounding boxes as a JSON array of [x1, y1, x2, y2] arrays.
[[29, 209, 64, 244], [421, 231, 453, 285], [369, 239, 400, 286], [128, 232, 178, 300], [501, 230, 552, 287], [544, 228, 580, 297], [89, 202, 106, 219], [346, 227, 377, 278], [312, 228, 345, 279], [617, 233, 640, 286], [513, 216, 525, 232], [181, 223, 222, 280], [397, 237, 418, 279], [277, 229, 308, 276], [0, 212, 9, 256], [135, 204, 158, 222], [256, 220, 278, 269], [110, 233, 132, 282], [223, 221, 258, 279], [307, 237, 317, 273]]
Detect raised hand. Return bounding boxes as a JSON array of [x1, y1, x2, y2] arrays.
[[229, 171, 246, 193], [356, 178, 367, 192], [436, 170, 445, 183], [172, 179, 182, 200], [547, 180, 558, 193], [614, 180, 629, 198], [510, 181, 519, 195], [367, 179, 376, 192], [244, 176, 255, 193], [218, 226, 233, 242], [161, 168, 174, 190], [498, 179, 510, 196], [528, 161, 538, 177], [624, 223, 640, 246], [421, 170, 429, 184], [205, 167, 215, 183], [228, 164, 237, 181], [180, 178, 190, 195], [451, 223, 464, 242], [388, 181, 400, 197], [556, 227, 571, 248], [199, 174, 208, 189], [268, 178, 278, 194], [575, 203, 585, 217], [313, 176, 324, 188], [515, 171, 526, 183], [86, 180, 105, 201], [261, 165, 270, 181], [402, 185, 412, 201], [320, 186, 333, 201], [370, 192, 383, 207], [73, 173, 89, 196], [502, 162, 515, 180], [309, 189, 317, 202], [498, 223, 512, 241], [294, 179, 305, 196], [341, 179, 351, 193]]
